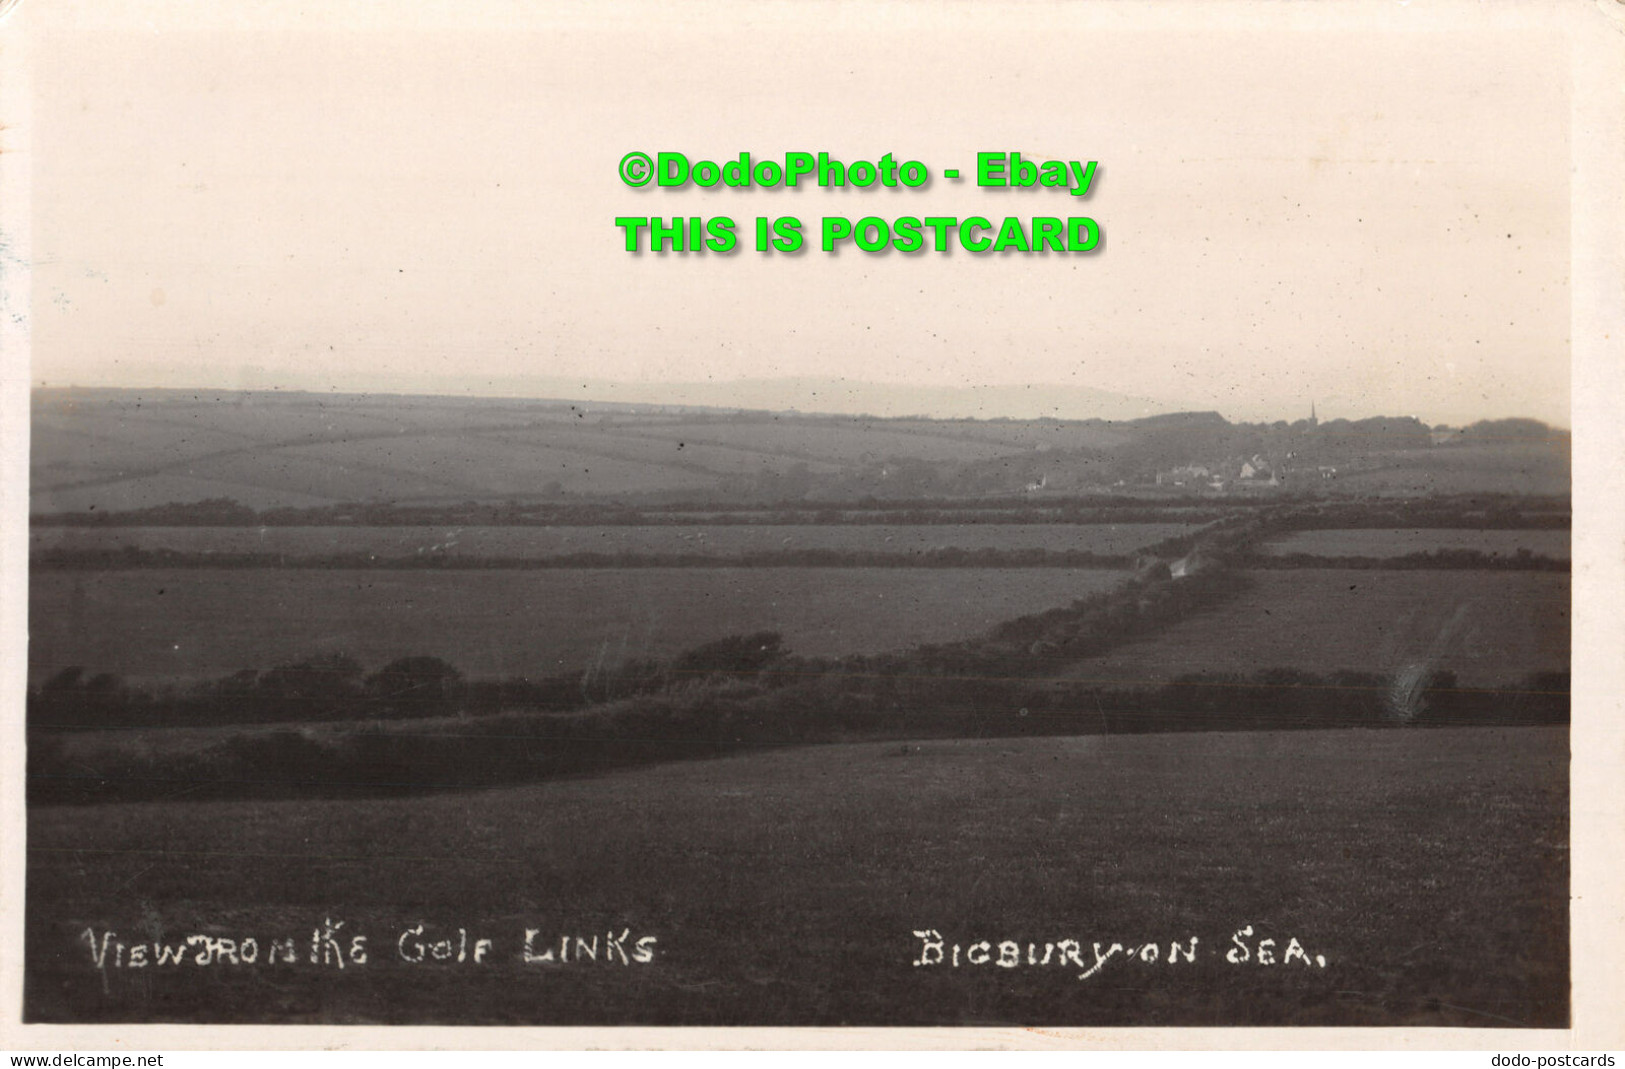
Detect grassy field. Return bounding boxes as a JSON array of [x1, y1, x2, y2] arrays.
[[24, 727, 1568, 1026], [1061, 570, 1569, 687], [1257, 528, 1570, 559], [30, 393, 1031, 511], [887, 419, 1134, 451], [28, 567, 1130, 684], [476, 427, 852, 477], [620, 419, 1029, 463], [31, 523, 1199, 561], [275, 434, 726, 499], [1325, 444, 1570, 497]]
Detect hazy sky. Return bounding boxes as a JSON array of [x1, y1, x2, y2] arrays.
[[21, 1, 1573, 425]]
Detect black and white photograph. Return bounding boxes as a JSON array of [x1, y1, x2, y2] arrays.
[[3, 0, 1622, 1047]]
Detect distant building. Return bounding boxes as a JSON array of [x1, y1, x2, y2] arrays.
[[1157, 464, 1211, 487], [1239, 454, 1280, 486]]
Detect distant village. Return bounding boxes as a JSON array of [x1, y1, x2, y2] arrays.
[[1018, 408, 1543, 497]]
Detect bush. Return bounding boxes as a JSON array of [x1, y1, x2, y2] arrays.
[[673, 631, 786, 678], [364, 656, 464, 719]]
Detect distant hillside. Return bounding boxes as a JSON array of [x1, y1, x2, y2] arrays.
[[500, 376, 1171, 423], [29, 388, 1570, 513]]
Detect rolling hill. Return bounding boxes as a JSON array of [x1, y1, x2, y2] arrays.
[[30, 388, 1571, 513]]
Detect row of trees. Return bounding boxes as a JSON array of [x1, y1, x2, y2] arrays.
[[32, 655, 467, 729], [1270, 498, 1568, 530], [27, 665, 1571, 805], [33, 495, 1245, 528], [33, 484, 1567, 531], [29, 632, 796, 732]]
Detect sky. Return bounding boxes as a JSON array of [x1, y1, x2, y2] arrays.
[[18, 0, 1574, 426]]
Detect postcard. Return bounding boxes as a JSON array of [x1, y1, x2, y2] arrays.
[[2, 0, 1621, 1051]]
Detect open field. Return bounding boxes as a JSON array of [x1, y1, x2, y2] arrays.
[[29, 393, 1033, 510], [887, 418, 1135, 451], [30, 523, 1199, 561], [24, 727, 1568, 1026], [1323, 445, 1570, 497], [28, 567, 1129, 684], [1061, 570, 1569, 687], [1257, 528, 1570, 559], [619, 419, 1030, 463]]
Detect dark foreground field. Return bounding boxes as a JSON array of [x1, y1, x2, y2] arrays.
[[26, 726, 1568, 1027]]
